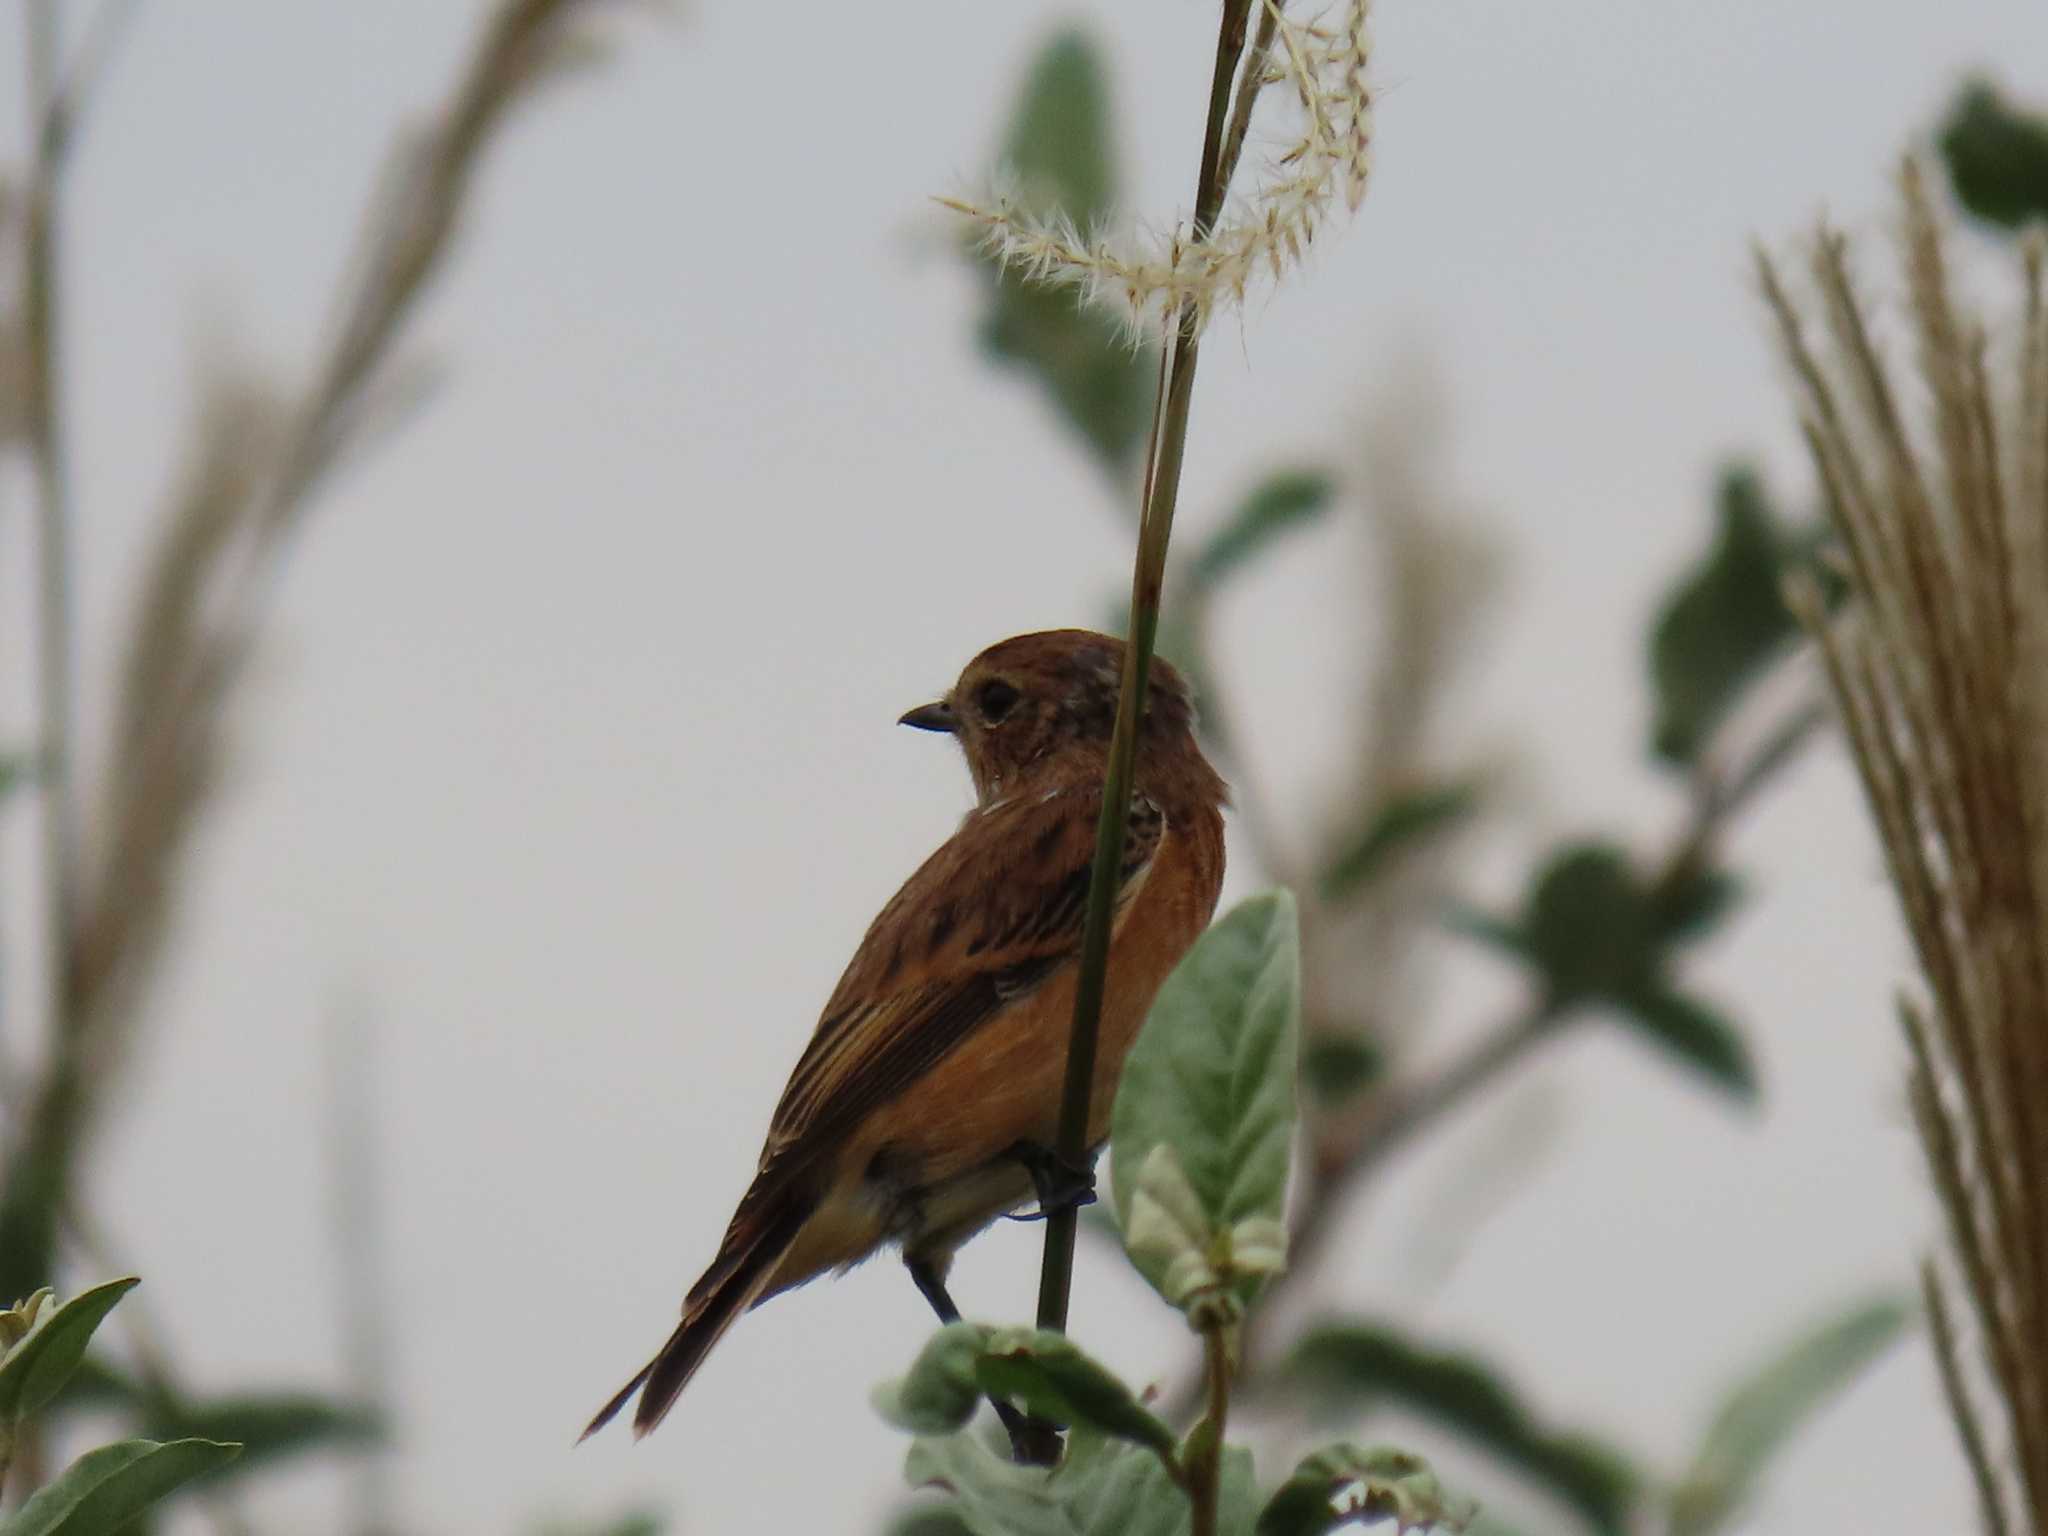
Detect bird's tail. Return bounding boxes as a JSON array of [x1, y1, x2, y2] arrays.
[[582, 1188, 813, 1441]]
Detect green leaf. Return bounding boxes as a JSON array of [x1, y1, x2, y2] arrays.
[[139, 1391, 381, 1479], [0, 754, 31, 801], [1668, 1295, 1910, 1536], [1646, 865, 1742, 944], [1648, 467, 1804, 767], [1258, 1443, 1477, 1536], [0, 1438, 240, 1536], [1620, 989, 1756, 1103], [1300, 1036, 1384, 1106], [0, 1279, 139, 1427], [1939, 79, 2048, 232], [1192, 471, 1336, 586], [1455, 845, 1754, 1101], [974, 1330, 1176, 1457], [1285, 1322, 1640, 1535], [876, 1324, 989, 1436], [529, 1514, 665, 1536], [969, 30, 1157, 476], [903, 1427, 1247, 1536], [1110, 891, 1302, 1311], [1323, 783, 1481, 900], [1509, 846, 1659, 1004], [885, 1506, 975, 1536]]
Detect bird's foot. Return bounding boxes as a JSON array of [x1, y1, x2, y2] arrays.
[[1002, 1141, 1097, 1221]]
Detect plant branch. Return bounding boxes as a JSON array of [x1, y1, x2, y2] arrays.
[[1187, 1324, 1234, 1536], [1032, 0, 1257, 1358], [1192, 694, 1827, 1411]]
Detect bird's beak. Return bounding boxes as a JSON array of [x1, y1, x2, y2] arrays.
[[898, 700, 958, 734]]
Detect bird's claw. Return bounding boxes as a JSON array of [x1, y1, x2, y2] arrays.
[[1003, 1140, 1098, 1221]]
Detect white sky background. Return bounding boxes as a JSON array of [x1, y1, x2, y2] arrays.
[[4, 0, 2048, 1531]]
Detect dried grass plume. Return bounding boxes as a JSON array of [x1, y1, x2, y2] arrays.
[[1765, 159, 2048, 1536], [943, 0, 1372, 335]]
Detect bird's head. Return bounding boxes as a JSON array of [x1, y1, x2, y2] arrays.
[[899, 628, 1203, 804]]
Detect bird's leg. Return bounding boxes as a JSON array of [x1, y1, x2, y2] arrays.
[[1001, 1140, 1097, 1222], [904, 1254, 1063, 1466]]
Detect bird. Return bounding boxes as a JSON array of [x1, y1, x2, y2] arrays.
[[583, 628, 1228, 1441]]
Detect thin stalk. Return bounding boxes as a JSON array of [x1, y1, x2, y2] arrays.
[[25, 0, 81, 1011], [1187, 1326, 1233, 1536], [1032, 0, 1257, 1352]]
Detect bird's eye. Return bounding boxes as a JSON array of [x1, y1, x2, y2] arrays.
[[975, 679, 1021, 724]]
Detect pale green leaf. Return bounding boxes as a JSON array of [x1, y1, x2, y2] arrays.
[[876, 1324, 989, 1436], [0, 1438, 240, 1536], [1669, 1295, 1910, 1536], [1257, 1443, 1475, 1535], [0, 1279, 139, 1427], [1111, 891, 1302, 1310]]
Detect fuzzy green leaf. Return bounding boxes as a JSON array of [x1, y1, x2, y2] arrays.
[[876, 1324, 989, 1436], [1513, 846, 1659, 1004], [0, 1438, 240, 1536], [1301, 1035, 1384, 1106], [529, 1515, 666, 1536], [886, 1505, 976, 1536], [1285, 1322, 1639, 1535], [1939, 79, 2048, 232], [0, 1279, 139, 1428], [1668, 1295, 1910, 1536], [1323, 783, 1480, 900], [1258, 1443, 1476, 1535], [969, 30, 1156, 476], [1111, 891, 1302, 1310], [1620, 989, 1756, 1103], [1456, 844, 1754, 1101], [904, 1427, 1249, 1536], [140, 1391, 381, 1481], [974, 1330, 1176, 1457], [1192, 471, 1336, 586], [1649, 467, 1805, 767]]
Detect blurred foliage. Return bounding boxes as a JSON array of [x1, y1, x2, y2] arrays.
[[1648, 466, 1826, 768], [965, 31, 1158, 479], [109, 1384, 377, 1488], [1455, 844, 1756, 1101], [1285, 1322, 1640, 1536], [1299, 1034, 1385, 1105], [1190, 471, 1336, 585], [1322, 781, 1481, 901], [1667, 1295, 1909, 1536], [1938, 78, 2048, 231], [529, 1513, 667, 1536]]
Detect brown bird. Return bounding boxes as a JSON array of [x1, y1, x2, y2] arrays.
[[585, 629, 1228, 1440]]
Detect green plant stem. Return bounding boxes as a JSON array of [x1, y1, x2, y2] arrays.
[[1032, 0, 1256, 1361], [1187, 1325, 1233, 1536]]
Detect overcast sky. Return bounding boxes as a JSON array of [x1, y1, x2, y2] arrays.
[[6, 0, 2048, 1531]]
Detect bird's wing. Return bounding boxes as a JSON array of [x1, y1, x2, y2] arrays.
[[755, 782, 1166, 1179]]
